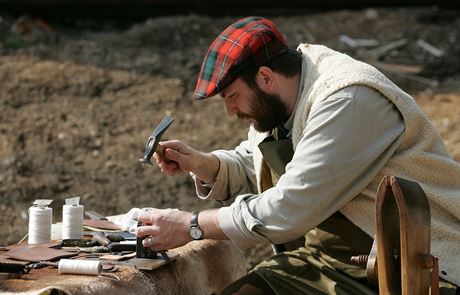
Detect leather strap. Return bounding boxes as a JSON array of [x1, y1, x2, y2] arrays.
[[191, 212, 199, 227], [189, 212, 203, 240]]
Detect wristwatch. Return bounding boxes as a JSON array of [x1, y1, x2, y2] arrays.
[[189, 212, 203, 240]]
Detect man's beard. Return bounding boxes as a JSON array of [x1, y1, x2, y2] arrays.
[[237, 85, 290, 132]]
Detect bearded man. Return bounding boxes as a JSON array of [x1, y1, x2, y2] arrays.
[[136, 16, 460, 294]]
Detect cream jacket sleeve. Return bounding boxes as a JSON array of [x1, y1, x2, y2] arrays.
[[193, 136, 258, 202]]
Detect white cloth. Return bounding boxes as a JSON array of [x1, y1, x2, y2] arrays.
[[110, 207, 153, 232]]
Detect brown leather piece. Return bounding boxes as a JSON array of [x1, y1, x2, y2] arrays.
[[83, 219, 120, 230], [100, 252, 137, 261], [27, 241, 63, 248], [0, 254, 30, 265], [4, 245, 76, 262]]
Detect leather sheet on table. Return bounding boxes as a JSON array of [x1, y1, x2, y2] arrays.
[[83, 219, 120, 230], [3, 245, 76, 262]]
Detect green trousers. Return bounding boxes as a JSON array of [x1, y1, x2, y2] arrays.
[[251, 213, 458, 295]]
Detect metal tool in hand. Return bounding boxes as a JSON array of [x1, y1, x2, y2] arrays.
[[136, 221, 171, 262], [139, 115, 174, 165], [136, 221, 157, 259]]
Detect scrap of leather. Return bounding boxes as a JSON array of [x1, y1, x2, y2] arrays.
[[100, 252, 136, 261], [4, 245, 77, 262], [83, 219, 120, 230], [0, 254, 30, 265], [116, 254, 178, 271]]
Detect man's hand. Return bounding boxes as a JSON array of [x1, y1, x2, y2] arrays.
[[135, 208, 228, 251], [154, 140, 219, 183], [136, 208, 192, 251]]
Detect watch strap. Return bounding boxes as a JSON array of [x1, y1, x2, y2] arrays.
[[189, 212, 203, 240], [191, 211, 199, 227]]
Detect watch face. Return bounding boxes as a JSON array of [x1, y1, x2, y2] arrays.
[[190, 227, 203, 240]]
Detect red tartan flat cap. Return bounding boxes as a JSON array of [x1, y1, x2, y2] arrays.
[[194, 16, 288, 99]]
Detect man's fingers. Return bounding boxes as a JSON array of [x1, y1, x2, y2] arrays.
[[155, 144, 167, 159], [159, 161, 183, 176], [136, 224, 159, 238], [154, 144, 183, 174], [137, 210, 158, 223], [135, 225, 150, 237], [164, 148, 187, 164], [159, 140, 188, 153], [159, 159, 179, 170], [153, 150, 171, 164], [155, 140, 197, 174], [142, 236, 157, 247]]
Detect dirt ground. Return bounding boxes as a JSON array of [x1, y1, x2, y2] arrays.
[[1, 7, 459, 269]]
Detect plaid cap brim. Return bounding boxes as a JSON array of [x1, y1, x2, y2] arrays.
[[194, 17, 288, 99]]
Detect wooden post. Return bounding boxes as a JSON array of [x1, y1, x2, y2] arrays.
[[375, 175, 433, 295]]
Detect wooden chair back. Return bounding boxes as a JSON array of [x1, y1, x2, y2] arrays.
[[375, 175, 438, 295]]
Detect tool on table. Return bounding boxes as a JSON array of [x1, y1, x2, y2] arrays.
[[27, 261, 58, 270], [108, 241, 136, 252], [61, 238, 95, 248], [136, 221, 171, 262], [91, 232, 111, 247], [61, 246, 107, 254], [159, 250, 171, 263], [139, 115, 174, 165], [91, 232, 136, 252], [0, 263, 28, 279], [109, 231, 136, 240], [106, 233, 126, 242], [136, 221, 157, 259]]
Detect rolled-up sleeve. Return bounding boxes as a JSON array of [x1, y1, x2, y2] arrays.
[[218, 86, 405, 249], [193, 138, 259, 202]]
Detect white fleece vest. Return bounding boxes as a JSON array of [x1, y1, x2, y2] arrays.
[[249, 44, 460, 285]]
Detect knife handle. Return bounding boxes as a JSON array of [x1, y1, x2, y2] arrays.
[[92, 232, 111, 246]]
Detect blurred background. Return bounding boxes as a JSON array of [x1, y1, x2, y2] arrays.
[[1, 1, 459, 269]]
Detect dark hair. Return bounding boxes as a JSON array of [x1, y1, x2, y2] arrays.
[[238, 48, 302, 88]]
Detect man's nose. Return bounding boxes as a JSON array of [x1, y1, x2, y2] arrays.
[[224, 98, 238, 116]]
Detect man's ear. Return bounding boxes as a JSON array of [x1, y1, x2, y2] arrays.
[[255, 66, 275, 92]]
